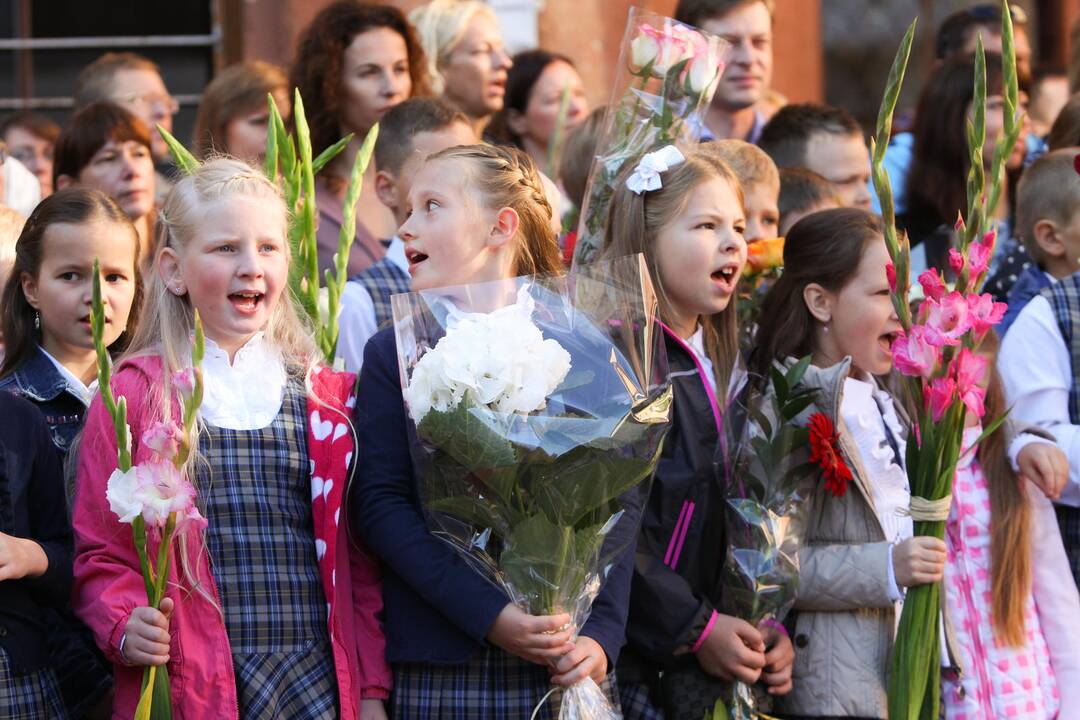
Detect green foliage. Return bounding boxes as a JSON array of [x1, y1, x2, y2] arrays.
[[870, 3, 1025, 718], [421, 384, 672, 615], [157, 125, 200, 175], [265, 90, 379, 364]]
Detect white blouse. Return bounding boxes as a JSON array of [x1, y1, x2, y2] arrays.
[[199, 333, 287, 430], [840, 375, 914, 547]]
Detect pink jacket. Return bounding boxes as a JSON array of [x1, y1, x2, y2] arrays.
[[72, 354, 391, 720], [943, 427, 1080, 718]]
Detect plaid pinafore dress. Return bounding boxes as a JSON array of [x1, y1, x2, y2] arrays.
[[202, 379, 338, 720]]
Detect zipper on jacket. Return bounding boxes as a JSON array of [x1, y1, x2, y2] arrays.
[[658, 321, 722, 434]]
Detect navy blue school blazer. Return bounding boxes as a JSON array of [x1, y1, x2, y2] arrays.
[[350, 327, 635, 666]]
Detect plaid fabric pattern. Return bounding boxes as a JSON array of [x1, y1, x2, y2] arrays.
[[1041, 275, 1080, 585], [620, 680, 665, 719], [349, 258, 411, 329], [202, 379, 337, 719], [1057, 505, 1080, 582], [391, 648, 620, 719], [0, 646, 66, 720]]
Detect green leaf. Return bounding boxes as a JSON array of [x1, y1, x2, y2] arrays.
[[781, 393, 816, 421], [785, 355, 812, 390], [263, 93, 279, 181], [312, 133, 354, 176], [769, 365, 789, 403], [156, 125, 199, 175], [418, 404, 517, 473], [428, 495, 514, 536], [529, 447, 656, 527]]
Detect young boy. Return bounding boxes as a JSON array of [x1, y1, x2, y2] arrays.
[[999, 147, 1080, 586], [675, 0, 774, 144], [758, 103, 872, 210], [999, 150, 1080, 334], [337, 97, 477, 372], [777, 167, 841, 236], [701, 139, 779, 242]]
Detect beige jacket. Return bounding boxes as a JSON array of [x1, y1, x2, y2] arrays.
[[772, 357, 979, 719]]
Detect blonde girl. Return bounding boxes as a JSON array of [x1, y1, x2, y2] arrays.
[[352, 143, 629, 718], [603, 145, 794, 719], [71, 158, 390, 720]]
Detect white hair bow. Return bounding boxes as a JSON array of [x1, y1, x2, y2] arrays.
[[625, 145, 686, 195]]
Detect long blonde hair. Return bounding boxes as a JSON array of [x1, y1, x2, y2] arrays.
[[602, 145, 745, 398], [123, 157, 320, 601], [427, 143, 563, 277], [409, 0, 497, 96]]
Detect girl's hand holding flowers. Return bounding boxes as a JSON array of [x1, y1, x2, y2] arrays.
[[893, 536, 947, 588], [486, 603, 575, 665], [122, 596, 175, 667], [696, 614, 766, 684], [550, 636, 607, 687], [760, 620, 795, 696]]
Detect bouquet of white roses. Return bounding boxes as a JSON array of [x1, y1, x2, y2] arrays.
[[394, 254, 673, 719]]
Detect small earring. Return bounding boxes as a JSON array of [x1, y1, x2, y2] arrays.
[[823, 323, 829, 334], [172, 286, 184, 296], [34, 311, 40, 330]]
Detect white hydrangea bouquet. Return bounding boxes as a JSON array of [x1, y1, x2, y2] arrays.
[[394, 254, 673, 719]]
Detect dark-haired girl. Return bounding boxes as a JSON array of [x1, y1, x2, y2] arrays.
[[0, 188, 141, 720], [751, 208, 1059, 719]]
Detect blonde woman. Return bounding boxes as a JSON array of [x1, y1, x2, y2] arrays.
[[410, 0, 513, 135]]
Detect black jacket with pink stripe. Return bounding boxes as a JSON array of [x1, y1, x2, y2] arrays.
[[618, 325, 737, 688]]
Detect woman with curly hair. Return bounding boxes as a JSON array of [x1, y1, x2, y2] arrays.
[[291, 1, 430, 275]]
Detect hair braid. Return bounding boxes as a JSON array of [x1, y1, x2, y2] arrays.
[[428, 143, 562, 276]]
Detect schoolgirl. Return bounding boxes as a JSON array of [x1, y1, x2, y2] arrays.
[[71, 159, 390, 719], [604, 145, 794, 719], [352, 143, 627, 718]]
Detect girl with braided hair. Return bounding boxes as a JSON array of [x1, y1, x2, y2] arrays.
[[352, 143, 629, 717]]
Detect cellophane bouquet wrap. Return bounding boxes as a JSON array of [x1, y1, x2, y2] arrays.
[[571, 9, 729, 266], [392, 254, 673, 719], [714, 359, 816, 719]]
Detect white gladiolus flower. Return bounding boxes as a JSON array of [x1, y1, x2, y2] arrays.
[[106, 467, 143, 524], [405, 288, 572, 423]]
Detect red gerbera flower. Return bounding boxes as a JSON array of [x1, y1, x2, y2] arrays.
[[808, 412, 853, 497]]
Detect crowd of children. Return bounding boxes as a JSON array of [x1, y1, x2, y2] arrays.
[[4, 1, 1080, 719]]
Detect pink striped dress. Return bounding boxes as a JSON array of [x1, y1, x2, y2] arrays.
[[943, 427, 1059, 719]]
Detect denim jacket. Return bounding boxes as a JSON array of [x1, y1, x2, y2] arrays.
[[0, 347, 89, 455]]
